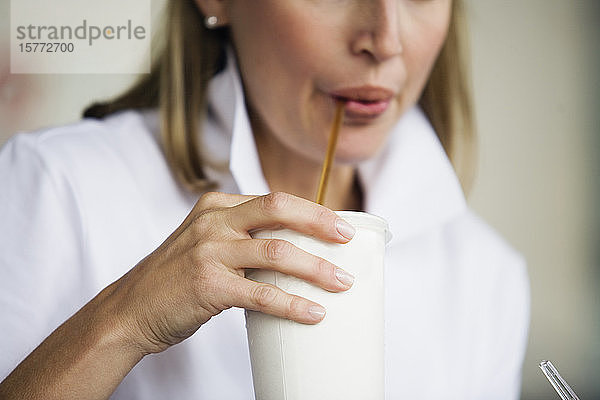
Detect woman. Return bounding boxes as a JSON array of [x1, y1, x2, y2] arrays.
[[0, 0, 529, 399]]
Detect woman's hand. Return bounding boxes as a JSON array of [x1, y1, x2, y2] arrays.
[[0, 191, 356, 400], [107, 191, 356, 356]]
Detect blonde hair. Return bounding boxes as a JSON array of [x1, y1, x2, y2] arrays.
[[420, 0, 476, 193], [84, 0, 475, 194]]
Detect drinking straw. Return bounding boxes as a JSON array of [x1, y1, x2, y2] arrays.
[[315, 101, 345, 205], [539, 360, 580, 400]]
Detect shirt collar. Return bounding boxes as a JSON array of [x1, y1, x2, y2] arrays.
[[356, 107, 467, 243], [204, 50, 270, 196], [203, 50, 466, 244]]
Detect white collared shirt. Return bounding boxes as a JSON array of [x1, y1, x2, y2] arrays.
[[0, 55, 529, 399]]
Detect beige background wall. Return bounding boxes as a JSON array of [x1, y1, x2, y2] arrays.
[[1, 0, 598, 398], [466, 1, 599, 398]]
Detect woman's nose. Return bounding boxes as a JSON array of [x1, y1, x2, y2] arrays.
[[350, 0, 403, 63]]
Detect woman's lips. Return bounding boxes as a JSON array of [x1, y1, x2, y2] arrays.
[[343, 98, 391, 117], [330, 86, 394, 120]]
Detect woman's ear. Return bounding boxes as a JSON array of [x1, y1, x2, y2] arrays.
[[193, 0, 229, 28]]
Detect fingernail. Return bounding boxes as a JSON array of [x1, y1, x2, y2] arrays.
[[336, 218, 355, 240], [308, 305, 326, 321], [335, 268, 355, 288]]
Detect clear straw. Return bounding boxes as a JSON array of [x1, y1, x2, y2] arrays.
[[539, 360, 580, 400]]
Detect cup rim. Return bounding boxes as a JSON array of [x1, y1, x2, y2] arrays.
[[334, 211, 392, 244]]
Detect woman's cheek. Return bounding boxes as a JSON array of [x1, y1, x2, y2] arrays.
[[404, 2, 451, 70], [405, 24, 449, 93]]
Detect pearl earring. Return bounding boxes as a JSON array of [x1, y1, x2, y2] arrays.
[[204, 16, 218, 29]]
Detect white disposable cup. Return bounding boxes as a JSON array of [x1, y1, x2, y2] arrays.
[[246, 211, 390, 400]]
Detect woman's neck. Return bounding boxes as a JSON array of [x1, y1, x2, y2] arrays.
[[251, 119, 363, 212]]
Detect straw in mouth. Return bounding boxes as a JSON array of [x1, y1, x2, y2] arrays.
[[315, 101, 345, 205]]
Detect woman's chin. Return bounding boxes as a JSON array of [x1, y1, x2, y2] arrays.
[[332, 135, 388, 165], [333, 146, 384, 165]]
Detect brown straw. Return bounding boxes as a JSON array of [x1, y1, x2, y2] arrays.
[[315, 101, 345, 205]]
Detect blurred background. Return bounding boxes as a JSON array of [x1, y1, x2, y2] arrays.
[[0, 0, 598, 398], [466, 1, 599, 398]]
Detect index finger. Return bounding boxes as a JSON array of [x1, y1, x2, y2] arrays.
[[165, 192, 260, 246], [226, 192, 356, 243], [194, 191, 259, 211]]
